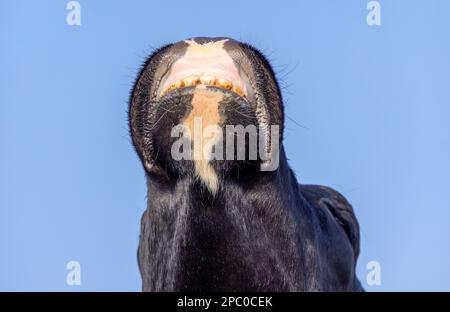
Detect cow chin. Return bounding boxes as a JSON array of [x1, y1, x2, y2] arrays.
[[150, 85, 266, 194]]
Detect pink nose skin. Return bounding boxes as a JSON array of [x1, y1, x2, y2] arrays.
[[159, 39, 249, 98]]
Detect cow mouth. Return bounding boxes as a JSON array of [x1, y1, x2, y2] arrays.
[[156, 39, 253, 102], [131, 38, 280, 175], [159, 75, 247, 99]]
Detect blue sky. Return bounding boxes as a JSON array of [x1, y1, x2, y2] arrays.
[[1, 0, 450, 291]]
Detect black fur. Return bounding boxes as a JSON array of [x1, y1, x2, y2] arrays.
[[129, 37, 363, 291]]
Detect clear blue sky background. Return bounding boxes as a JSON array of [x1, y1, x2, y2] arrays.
[[1, 0, 449, 291]]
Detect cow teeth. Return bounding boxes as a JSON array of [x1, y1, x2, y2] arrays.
[[160, 81, 184, 96], [215, 78, 232, 90], [233, 86, 245, 97], [171, 80, 184, 89], [182, 76, 200, 87], [160, 76, 246, 99], [199, 75, 216, 85]]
